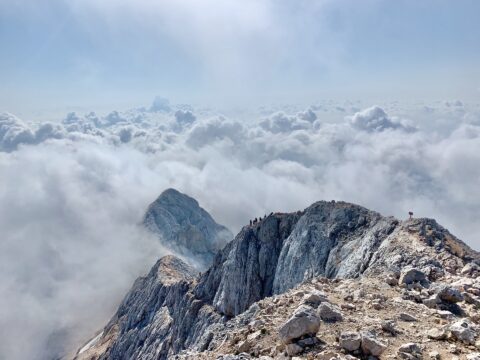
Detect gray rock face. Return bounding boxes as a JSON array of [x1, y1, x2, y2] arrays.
[[143, 188, 233, 269], [273, 201, 398, 293], [78, 255, 224, 360], [195, 212, 301, 316], [196, 201, 398, 317]]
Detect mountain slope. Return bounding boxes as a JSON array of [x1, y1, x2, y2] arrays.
[[75, 200, 480, 360], [143, 188, 233, 269]]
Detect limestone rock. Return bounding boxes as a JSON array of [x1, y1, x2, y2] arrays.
[[427, 328, 447, 340], [278, 305, 320, 344], [285, 343, 303, 356], [361, 331, 387, 357], [318, 302, 343, 322], [398, 343, 422, 359], [143, 188, 233, 269], [437, 285, 464, 303], [339, 331, 361, 352], [399, 267, 427, 286], [400, 312, 417, 322], [303, 289, 328, 306], [450, 320, 477, 345]]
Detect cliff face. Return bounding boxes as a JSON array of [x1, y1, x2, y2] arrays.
[[76, 199, 480, 360], [143, 188, 233, 269]]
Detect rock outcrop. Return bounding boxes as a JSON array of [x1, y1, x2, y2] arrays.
[[143, 188, 233, 269], [75, 199, 480, 360]]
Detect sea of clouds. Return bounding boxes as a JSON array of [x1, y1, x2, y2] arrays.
[[1, 97, 480, 359]]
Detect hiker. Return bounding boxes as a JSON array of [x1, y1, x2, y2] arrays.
[[249, 220, 252, 226], [409, 211, 413, 219]]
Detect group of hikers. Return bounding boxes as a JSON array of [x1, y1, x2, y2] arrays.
[[249, 212, 274, 226]]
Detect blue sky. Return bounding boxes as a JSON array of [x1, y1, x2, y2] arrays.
[[1, 0, 479, 118]]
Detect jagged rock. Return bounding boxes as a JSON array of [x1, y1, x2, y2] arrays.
[[278, 305, 320, 344], [385, 273, 399, 286], [75, 198, 480, 360], [423, 294, 441, 308], [464, 292, 480, 308], [399, 312, 417, 322], [302, 289, 328, 306], [297, 336, 318, 347], [143, 188, 233, 269], [399, 267, 428, 287], [361, 331, 387, 357], [450, 320, 477, 345], [398, 343, 423, 359], [427, 328, 447, 340], [285, 343, 303, 356], [437, 285, 464, 303], [236, 340, 251, 353], [273, 202, 398, 294], [429, 350, 441, 359], [461, 263, 480, 276], [467, 353, 480, 360], [382, 319, 398, 335], [318, 302, 343, 322], [339, 331, 361, 351]]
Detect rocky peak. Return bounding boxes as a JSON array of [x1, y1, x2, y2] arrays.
[[143, 188, 233, 269], [76, 199, 480, 360]]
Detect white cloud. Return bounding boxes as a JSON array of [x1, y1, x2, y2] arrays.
[[349, 105, 415, 132], [0, 112, 35, 151], [259, 112, 312, 134], [1, 101, 480, 359]]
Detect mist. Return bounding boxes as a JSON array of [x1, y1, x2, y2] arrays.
[[0, 99, 480, 358]]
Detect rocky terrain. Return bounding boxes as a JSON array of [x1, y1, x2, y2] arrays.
[[143, 188, 233, 269], [75, 197, 480, 360]]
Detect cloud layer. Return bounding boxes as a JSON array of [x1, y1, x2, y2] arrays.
[[1, 99, 480, 359]]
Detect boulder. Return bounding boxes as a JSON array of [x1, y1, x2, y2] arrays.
[[339, 331, 361, 352], [278, 305, 320, 344], [461, 262, 480, 276], [382, 319, 398, 335], [398, 343, 423, 359], [361, 331, 387, 357], [386, 273, 399, 286], [318, 302, 343, 322], [399, 267, 427, 286], [438, 285, 464, 303], [399, 312, 417, 322], [285, 343, 302, 356], [303, 289, 328, 306], [450, 319, 477, 345], [423, 295, 440, 308], [427, 327, 447, 340]]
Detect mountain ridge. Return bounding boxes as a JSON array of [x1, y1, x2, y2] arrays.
[[75, 196, 480, 360]]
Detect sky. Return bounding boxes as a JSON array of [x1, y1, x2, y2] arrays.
[[1, 0, 480, 118], [1, 1, 480, 360]]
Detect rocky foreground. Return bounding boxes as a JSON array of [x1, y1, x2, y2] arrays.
[[75, 199, 480, 360]]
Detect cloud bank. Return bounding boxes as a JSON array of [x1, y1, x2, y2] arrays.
[[1, 99, 480, 359]]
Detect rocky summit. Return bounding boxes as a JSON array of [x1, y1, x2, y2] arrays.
[[75, 198, 480, 360], [143, 188, 233, 269]]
